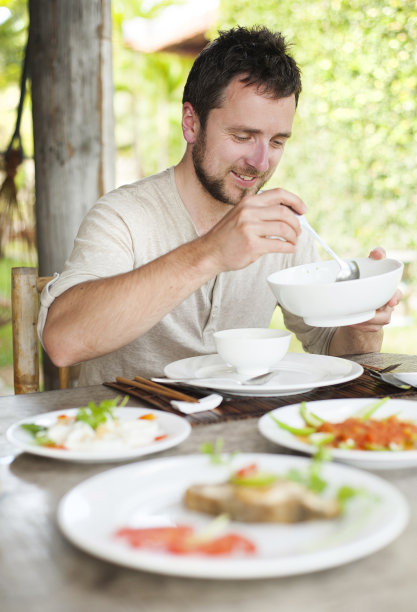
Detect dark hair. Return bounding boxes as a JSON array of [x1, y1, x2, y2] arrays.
[[182, 25, 302, 128]]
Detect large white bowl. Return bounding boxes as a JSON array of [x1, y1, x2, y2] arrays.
[[267, 257, 403, 327], [213, 328, 292, 376]]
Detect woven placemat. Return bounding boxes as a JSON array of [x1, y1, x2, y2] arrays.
[[104, 367, 417, 427]]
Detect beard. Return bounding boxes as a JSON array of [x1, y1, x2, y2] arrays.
[[192, 129, 270, 206]]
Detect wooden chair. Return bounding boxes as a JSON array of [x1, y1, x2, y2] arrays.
[[11, 266, 70, 394]]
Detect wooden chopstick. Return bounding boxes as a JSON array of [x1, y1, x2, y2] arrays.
[[116, 376, 198, 403]]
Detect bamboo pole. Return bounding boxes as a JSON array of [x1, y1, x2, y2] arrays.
[[12, 267, 40, 394]]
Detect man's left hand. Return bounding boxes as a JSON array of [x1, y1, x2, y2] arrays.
[[328, 246, 402, 356], [349, 247, 402, 332]]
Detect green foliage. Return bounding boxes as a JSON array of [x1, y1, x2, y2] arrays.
[[217, 0, 417, 255], [112, 0, 193, 176], [0, 0, 28, 89]]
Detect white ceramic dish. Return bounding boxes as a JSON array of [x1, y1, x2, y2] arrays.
[[6, 407, 191, 463], [267, 257, 403, 327], [213, 328, 291, 376], [258, 398, 417, 469], [163, 353, 363, 396], [57, 453, 409, 579]]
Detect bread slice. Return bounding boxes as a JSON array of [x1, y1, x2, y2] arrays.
[[184, 480, 340, 523]]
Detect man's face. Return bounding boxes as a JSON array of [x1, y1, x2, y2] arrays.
[[192, 78, 296, 205]]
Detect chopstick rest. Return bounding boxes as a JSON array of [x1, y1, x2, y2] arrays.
[[171, 393, 223, 414]]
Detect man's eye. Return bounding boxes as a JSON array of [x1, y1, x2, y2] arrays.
[[233, 135, 250, 142], [271, 140, 284, 148]]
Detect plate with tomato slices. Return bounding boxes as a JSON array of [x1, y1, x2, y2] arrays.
[[259, 398, 417, 469], [57, 453, 408, 579]]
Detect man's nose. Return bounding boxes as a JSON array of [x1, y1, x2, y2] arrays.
[[245, 141, 269, 173]]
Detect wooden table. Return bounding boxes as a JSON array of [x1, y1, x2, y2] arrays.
[[1, 353, 417, 612]]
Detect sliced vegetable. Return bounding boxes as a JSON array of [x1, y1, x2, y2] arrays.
[[300, 401, 324, 428], [115, 522, 256, 556], [230, 472, 278, 487], [353, 397, 390, 422], [309, 432, 335, 447], [269, 414, 316, 436]]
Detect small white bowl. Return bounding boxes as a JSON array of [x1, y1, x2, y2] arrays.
[[213, 328, 292, 377], [267, 257, 403, 327]]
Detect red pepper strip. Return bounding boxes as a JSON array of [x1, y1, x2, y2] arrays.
[[169, 533, 256, 556], [115, 526, 256, 556], [43, 443, 67, 450], [115, 526, 192, 549], [235, 463, 258, 478], [139, 414, 156, 420]]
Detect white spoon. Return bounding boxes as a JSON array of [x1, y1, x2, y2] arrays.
[[299, 215, 360, 282]]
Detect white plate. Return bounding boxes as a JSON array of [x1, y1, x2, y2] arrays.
[[57, 453, 408, 579], [6, 407, 191, 463], [259, 398, 417, 469], [164, 353, 363, 396]]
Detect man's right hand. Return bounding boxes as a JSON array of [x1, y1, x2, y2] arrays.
[[200, 187, 307, 272]]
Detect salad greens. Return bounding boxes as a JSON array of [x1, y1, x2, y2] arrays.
[[75, 395, 128, 430], [20, 423, 53, 447], [21, 395, 129, 445], [199, 438, 239, 465], [285, 446, 331, 494]]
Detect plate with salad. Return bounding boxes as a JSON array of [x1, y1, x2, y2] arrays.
[[57, 452, 408, 579], [258, 397, 417, 469], [6, 396, 191, 463]]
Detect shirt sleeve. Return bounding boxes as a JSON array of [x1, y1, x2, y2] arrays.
[[37, 201, 135, 342]]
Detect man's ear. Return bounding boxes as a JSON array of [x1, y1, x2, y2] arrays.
[[182, 102, 200, 144]]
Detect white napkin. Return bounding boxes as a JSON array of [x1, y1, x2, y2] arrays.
[[393, 372, 417, 388], [170, 393, 223, 414]]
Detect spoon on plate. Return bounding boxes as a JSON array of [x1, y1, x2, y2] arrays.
[[153, 370, 278, 387], [299, 215, 360, 282]]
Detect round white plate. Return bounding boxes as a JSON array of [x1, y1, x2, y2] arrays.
[[6, 407, 191, 463], [258, 398, 417, 469], [57, 453, 408, 579], [164, 353, 363, 396]]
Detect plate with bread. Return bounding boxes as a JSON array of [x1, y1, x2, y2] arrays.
[[57, 453, 408, 579]]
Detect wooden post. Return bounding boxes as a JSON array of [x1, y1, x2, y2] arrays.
[[12, 267, 40, 394], [28, 0, 115, 388]]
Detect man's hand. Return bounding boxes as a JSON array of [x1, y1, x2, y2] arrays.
[[349, 247, 402, 333], [201, 188, 307, 272], [329, 246, 402, 356]]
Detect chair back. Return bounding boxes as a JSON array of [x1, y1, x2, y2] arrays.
[[11, 266, 70, 394]]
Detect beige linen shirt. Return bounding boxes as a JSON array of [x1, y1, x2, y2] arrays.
[[38, 167, 336, 386]]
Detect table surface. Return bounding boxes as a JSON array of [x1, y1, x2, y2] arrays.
[[2, 352, 417, 612]]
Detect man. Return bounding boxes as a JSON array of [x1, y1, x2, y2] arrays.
[[39, 26, 400, 386]]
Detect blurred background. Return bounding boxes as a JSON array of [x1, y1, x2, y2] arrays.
[[1, 0, 416, 394]]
